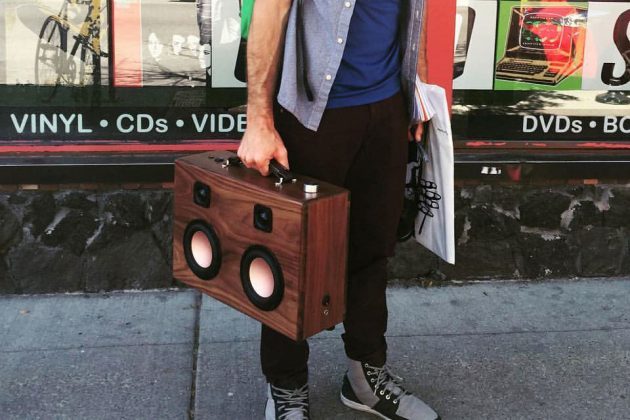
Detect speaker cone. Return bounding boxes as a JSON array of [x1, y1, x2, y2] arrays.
[[183, 220, 221, 280], [193, 181, 211, 208], [240, 245, 284, 311]]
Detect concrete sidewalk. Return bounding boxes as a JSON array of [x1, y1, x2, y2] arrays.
[[1, 278, 629, 420]]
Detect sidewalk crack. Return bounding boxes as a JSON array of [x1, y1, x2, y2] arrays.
[[0, 341, 193, 354], [188, 292, 202, 420], [195, 325, 630, 345]]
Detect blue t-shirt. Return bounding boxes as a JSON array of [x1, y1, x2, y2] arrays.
[[327, 0, 402, 109]]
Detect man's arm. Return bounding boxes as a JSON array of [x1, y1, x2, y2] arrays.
[[412, 1, 429, 142], [237, 0, 293, 176]]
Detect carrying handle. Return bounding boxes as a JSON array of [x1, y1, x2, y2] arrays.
[[269, 159, 296, 185], [218, 153, 296, 185]]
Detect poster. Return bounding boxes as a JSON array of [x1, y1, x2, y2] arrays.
[[582, 2, 630, 91], [451, 0, 630, 146], [494, 1, 588, 91], [0, 0, 246, 150], [211, 0, 246, 88], [141, 0, 208, 87], [0, 2, 5, 84], [3, 0, 108, 87], [453, 0, 498, 90], [114, 0, 206, 87], [113, 0, 244, 89]]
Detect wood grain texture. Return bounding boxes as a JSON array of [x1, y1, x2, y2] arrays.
[[180, 152, 348, 203], [301, 194, 350, 338], [173, 151, 349, 340]]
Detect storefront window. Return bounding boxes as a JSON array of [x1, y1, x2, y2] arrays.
[[1, 0, 628, 157], [452, 0, 630, 152], [0, 0, 246, 152]]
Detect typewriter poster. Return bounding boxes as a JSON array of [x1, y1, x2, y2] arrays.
[[494, 1, 588, 91], [452, 0, 630, 143]]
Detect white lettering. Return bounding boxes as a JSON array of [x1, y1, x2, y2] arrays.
[[156, 118, 168, 133], [40, 114, 58, 133], [237, 114, 247, 133], [136, 114, 154, 133], [58, 114, 76, 133], [603, 116, 617, 133], [192, 114, 208, 132], [117, 114, 135, 133], [219, 114, 235, 133], [540, 116, 554, 133], [10, 114, 29, 134], [77, 114, 92, 133], [555, 116, 571, 133]]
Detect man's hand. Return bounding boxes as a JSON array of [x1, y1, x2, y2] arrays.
[[238, 118, 289, 177], [409, 123, 425, 142], [409, 0, 429, 144]]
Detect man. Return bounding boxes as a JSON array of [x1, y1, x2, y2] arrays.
[[237, 1, 439, 419]]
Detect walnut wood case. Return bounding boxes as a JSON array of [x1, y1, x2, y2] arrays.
[[173, 151, 350, 340]]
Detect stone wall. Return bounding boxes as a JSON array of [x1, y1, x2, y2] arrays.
[[0, 188, 173, 294], [1, 183, 629, 294], [389, 183, 630, 281]]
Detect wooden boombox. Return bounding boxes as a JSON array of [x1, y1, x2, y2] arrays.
[[173, 151, 350, 340]]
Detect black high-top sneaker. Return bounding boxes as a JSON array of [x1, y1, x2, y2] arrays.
[[265, 383, 310, 420], [340, 359, 440, 420]]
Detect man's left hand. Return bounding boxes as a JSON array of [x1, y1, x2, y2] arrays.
[[409, 123, 424, 142]]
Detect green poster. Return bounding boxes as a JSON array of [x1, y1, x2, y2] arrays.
[[240, 0, 254, 39], [494, 1, 588, 91]]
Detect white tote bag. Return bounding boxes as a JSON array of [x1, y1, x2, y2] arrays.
[[409, 81, 455, 265]]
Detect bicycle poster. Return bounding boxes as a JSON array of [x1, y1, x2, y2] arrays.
[[0, 2, 5, 85], [4, 0, 109, 86]]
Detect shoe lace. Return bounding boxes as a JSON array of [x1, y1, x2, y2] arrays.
[[365, 363, 410, 405], [271, 384, 309, 420]]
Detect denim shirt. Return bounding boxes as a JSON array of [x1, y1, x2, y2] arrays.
[[277, 0, 426, 131]]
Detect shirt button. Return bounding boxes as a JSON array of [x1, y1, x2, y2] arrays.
[[325, 74, 332, 81], [344, 1, 351, 7], [412, 44, 417, 51], [337, 37, 344, 44]]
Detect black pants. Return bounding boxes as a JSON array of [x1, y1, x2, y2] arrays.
[[261, 92, 409, 389]]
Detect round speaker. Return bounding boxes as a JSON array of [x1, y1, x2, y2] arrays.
[[240, 245, 284, 311], [183, 220, 222, 280]]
